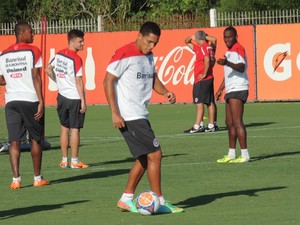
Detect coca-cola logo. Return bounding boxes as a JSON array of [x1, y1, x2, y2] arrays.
[[10, 73, 22, 78], [154, 46, 195, 85], [57, 73, 66, 78]]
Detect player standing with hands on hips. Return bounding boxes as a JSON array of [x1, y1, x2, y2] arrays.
[[104, 22, 184, 214], [45, 29, 88, 169], [0, 21, 49, 188], [216, 26, 250, 163]]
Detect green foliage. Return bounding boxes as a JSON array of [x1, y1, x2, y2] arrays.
[[217, 0, 300, 11], [0, 0, 300, 23]]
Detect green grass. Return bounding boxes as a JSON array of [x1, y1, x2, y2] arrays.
[[0, 102, 300, 225]]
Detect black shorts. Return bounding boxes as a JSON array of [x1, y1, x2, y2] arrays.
[[193, 78, 215, 104], [57, 94, 85, 128], [119, 119, 161, 159], [5, 101, 44, 143], [225, 90, 249, 103]]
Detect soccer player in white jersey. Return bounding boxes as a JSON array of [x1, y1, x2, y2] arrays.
[[216, 26, 250, 163], [45, 29, 88, 169], [103, 22, 184, 214], [0, 21, 49, 189]]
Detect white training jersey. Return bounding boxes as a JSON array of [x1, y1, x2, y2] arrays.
[[106, 42, 156, 121], [0, 43, 42, 103], [50, 48, 83, 99], [224, 42, 249, 93]]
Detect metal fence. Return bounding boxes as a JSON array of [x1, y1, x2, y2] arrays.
[[0, 9, 299, 35]]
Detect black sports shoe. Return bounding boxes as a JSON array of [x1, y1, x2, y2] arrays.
[[184, 126, 205, 133], [205, 126, 216, 132]]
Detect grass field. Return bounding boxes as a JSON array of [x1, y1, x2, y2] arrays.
[[0, 102, 299, 225]]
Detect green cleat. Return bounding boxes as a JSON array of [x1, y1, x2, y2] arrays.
[[156, 201, 184, 214], [217, 155, 235, 163], [117, 200, 139, 213], [229, 156, 250, 163]]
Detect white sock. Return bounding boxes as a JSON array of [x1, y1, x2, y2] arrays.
[[13, 176, 21, 182], [200, 121, 204, 127], [120, 192, 134, 202], [62, 157, 68, 162], [34, 175, 42, 182], [193, 124, 200, 129], [241, 149, 250, 159], [159, 196, 166, 205], [72, 157, 79, 164], [228, 148, 236, 159], [208, 123, 214, 129]]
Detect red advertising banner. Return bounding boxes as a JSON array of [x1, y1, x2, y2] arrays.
[[256, 24, 300, 101], [0, 26, 255, 106]]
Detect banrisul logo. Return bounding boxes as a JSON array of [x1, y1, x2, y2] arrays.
[[137, 72, 153, 79]]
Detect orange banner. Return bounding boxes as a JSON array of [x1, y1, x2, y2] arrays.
[[256, 24, 300, 101], [0, 26, 255, 106]]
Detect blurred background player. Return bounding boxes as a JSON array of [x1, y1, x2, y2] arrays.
[[0, 21, 49, 189], [45, 29, 88, 169], [103, 21, 184, 214], [184, 31, 218, 133], [216, 26, 250, 163]]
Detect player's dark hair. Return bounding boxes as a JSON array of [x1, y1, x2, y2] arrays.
[[224, 26, 237, 36], [139, 22, 161, 37], [67, 29, 84, 42], [15, 21, 30, 36]]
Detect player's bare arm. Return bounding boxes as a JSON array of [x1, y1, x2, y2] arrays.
[[0, 75, 6, 85], [32, 67, 44, 120], [45, 64, 56, 82], [75, 76, 87, 113], [153, 73, 176, 104], [215, 78, 225, 101], [206, 35, 217, 50], [217, 56, 245, 73], [184, 35, 195, 50], [103, 72, 125, 128]]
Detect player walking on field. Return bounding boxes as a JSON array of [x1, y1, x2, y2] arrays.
[[46, 29, 88, 169], [103, 22, 184, 214], [216, 26, 250, 163], [0, 21, 49, 189]]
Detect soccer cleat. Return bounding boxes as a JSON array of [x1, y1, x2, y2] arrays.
[[205, 126, 216, 132], [9, 180, 21, 189], [59, 161, 69, 168], [217, 155, 235, 163], [229, 156, 250, 163], [33, 178, 50, 187], [214, 125, 219, 131], [71, 161, 89, 169], [184, 126, 205, 133], [157, 201, 184, 214], [117, 200, 139, 213]]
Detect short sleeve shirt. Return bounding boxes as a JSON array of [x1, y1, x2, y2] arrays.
[[50, 48, 83, 99], [0, 43, 42, 103], [193, 42, 214, 83], [106, 42, 156, 121], [224, 42, 249, 93]]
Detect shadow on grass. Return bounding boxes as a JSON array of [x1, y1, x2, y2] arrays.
[[176, 186, 287, 209], [245, 122, 275, 128], [88, 153, 187, 167], [0, 200, 89, 220], [251, 151, 300, 162], [50, 169, 130, 184]]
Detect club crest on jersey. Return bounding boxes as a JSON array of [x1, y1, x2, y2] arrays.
[[153, 138, 160, 147]]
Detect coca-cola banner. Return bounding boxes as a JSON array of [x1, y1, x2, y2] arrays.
[[0, 26, 255, 106]]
